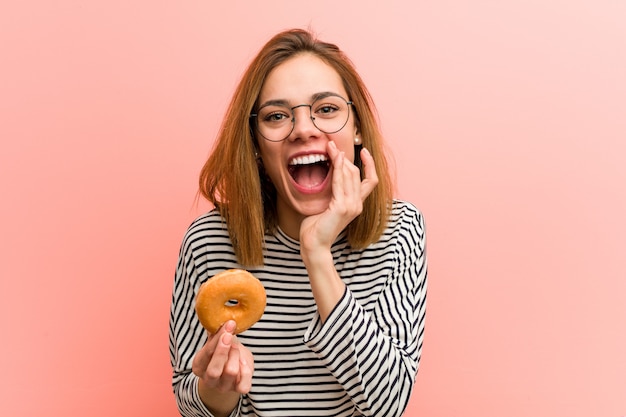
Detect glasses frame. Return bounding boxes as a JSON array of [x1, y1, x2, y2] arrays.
[[250, 94, 354, 142]]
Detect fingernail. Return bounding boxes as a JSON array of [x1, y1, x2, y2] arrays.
[[329, 141, 336, 149], [224, 320, 236, 333], [222, 332, 232, 346], [362, 147, 370, 156]]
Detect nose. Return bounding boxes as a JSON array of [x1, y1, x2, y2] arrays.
[[288, 104, 320, 142]]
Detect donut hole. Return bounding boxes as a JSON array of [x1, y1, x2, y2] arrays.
[[225, 299, 239, 307]]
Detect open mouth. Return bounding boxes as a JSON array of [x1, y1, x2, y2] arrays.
[[288, 154, 330, 189]]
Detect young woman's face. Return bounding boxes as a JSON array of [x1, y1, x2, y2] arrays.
[[255, 53, 359, 238]]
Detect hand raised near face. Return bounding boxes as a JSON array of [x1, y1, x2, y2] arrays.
[[299, 140, 379, 254]]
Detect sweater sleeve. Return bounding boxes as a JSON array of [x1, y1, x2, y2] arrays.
[[303, 209, 428, 417], [172, 372, 241, 417]]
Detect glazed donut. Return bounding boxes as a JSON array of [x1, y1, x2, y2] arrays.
[[195, 269, 266, 334]]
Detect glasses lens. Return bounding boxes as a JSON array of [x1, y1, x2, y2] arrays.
[[255, 105, 293, 142], [254, 95, 351, 142], [310, 95, 350, 134]]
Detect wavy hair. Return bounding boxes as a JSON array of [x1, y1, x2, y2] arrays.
[[199, 28, 393, 266]]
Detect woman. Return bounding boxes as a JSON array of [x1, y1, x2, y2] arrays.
[[170, 28, 427, 417]]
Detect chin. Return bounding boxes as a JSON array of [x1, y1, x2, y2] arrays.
[[295, 198, 331, 217], [284, 188, 330, 216]]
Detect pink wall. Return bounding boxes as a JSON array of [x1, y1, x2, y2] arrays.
[[1, 1, 624, 416]]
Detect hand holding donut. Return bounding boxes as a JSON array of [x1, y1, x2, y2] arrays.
[[192, 269, 266, 413], [192, 320, 254, 414]]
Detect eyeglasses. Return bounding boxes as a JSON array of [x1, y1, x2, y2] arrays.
[[250, 94, 353, 142]]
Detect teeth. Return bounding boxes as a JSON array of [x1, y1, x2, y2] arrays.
[[289, 154, 328, 166]]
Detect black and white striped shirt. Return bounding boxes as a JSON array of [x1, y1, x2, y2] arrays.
[[169, 200, 427, 416]]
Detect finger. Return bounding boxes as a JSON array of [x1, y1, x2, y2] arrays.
[[332, 150, 361, 213], [327, 140, 341, 159], [359, 147, 379, 200], [343, 156, 361, 200], [331, 150, 346, 204], [203, 331, 235, 387], [192, 320, 237, 376], [192, 333, 219, 376], [236, 354, 253, 394], [214, 341, 241, 393], [221, 320, 237, 336]]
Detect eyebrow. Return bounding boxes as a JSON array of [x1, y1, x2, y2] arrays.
[[257, 91, 344, 110]]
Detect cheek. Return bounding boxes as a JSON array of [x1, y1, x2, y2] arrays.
[[266, 163, 282, 183], [330, 133, 357, 161]]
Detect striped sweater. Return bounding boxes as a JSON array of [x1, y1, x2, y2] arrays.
[[169, 200, 427, 416]]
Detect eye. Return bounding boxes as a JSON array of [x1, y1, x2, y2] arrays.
[[314, 103, 340, 117], [261, 108, 291, 123]]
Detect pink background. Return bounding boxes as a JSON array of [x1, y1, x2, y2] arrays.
[[1, 1, 624, 416]]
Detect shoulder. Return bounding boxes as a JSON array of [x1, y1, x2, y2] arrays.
[[187, 209, 227, 232], [390, 200, 425, 234], [383, 200, 427, 271], [180, 209, 231, 253], [361, 200, 425, 256]]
